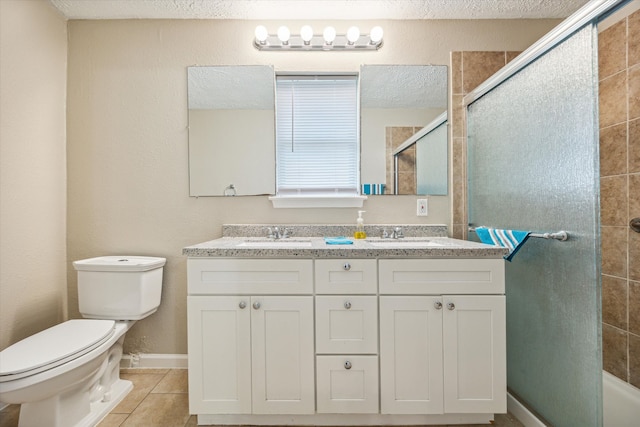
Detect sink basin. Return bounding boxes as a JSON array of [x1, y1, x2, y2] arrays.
[[236, 239, 313, 248], [366, 239, 444, 248]]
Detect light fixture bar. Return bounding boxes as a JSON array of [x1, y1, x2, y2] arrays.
[[254, 26, 383, 51]]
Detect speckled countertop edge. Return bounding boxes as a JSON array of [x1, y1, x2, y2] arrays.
[[221, 224, 449, 238], [183, 225, 508, 259]]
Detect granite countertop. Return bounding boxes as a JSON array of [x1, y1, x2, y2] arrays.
[[182, 224, 508, 259]]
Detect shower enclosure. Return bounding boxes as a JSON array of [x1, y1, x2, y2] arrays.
[[465, 1, 630, 425]]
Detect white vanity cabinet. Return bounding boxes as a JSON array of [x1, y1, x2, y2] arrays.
[[186, 254, 506, 425], [379, 259, 506, 415], [187, 259, 315, 415]]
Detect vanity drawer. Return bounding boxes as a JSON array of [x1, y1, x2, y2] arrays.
[[315, 296, 378, 354], [316, 355, 379, 414], [315, 259, 377, 294], [187, 258, 313, 295], [379, 259, 505, 295]]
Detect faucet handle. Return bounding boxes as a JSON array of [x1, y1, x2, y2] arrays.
[[282, 228, 293, 238], [382, 228, 390, 239], [394, 227, 404, 239], [265, 226, 275, 239]]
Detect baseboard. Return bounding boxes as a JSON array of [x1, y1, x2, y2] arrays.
[[120, 353, 188, 369], [507, 392, 547, 427]]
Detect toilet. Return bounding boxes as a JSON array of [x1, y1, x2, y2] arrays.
[[0, 255, 166, 427]]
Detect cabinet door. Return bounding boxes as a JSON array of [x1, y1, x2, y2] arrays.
[[187, 296, 251, 414], [250, 296, 315, 414], [379, 296, 444, 414], [442, 295, 506, 414]]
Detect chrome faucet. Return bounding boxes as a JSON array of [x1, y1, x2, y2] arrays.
[[266, 226, 293, 239], [382, 227, 404, 239]]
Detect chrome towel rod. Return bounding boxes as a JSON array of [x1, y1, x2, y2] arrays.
[[468, 227, 568, 241]]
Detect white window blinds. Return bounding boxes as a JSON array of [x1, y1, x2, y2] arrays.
[[275, 75, 359, 196]]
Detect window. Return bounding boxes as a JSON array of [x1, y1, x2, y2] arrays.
[[275, 75, 359, 197]]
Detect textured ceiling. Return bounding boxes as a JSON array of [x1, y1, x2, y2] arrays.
[[360, 65, 447, 109], [49, 0, 591, 20], [188, 65, 448, 110]]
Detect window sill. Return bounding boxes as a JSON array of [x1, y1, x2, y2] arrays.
[[269, 195, 367, 209]]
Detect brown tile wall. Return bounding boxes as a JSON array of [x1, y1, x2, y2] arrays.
[[385, 126, 421, 194], [599, 10, 640, 389], [449, 51, 521, 239]]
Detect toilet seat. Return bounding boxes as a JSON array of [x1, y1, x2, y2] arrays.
[[0, 319, 115, 382]]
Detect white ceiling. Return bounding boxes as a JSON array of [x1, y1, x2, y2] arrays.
[[49, 0, 591, 20]]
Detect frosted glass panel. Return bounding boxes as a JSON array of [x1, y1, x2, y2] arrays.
[[416, 120, 448, 195], [467, 25, 602, 426]]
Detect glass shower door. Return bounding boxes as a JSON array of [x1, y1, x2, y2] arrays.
[[466, 24, 602, 426]]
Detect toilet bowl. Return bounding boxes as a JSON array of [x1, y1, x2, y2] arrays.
[[0, 256, 165, 427]]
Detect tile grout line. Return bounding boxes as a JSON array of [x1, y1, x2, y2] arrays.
[[106, 369, 172, 426]]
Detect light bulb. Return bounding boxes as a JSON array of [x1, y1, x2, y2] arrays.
[[370, 26, 383, 43], [346, 26, 360, 44], [300, 25, 313, 44], [277, 26, 290, 44], [254, 25, 268, 44], [323, 26, 336, 44]]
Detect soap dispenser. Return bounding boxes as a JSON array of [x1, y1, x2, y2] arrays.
[[354, 210, 367, 239]]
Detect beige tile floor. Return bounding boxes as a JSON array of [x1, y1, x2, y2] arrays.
[[0, 368, 524, 427]]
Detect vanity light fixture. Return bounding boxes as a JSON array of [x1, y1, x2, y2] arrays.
[[253, 25, 383, 51]]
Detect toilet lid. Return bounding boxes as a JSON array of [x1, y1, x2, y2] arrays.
[[0, 319, 115, 382]]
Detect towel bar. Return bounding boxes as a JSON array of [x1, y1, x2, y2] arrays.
[[468, 227, 568, 241]]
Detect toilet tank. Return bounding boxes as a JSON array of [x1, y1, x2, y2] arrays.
[[73, 256, 166, 320]]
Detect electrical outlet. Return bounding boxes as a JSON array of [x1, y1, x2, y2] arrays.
[[417, 199, 428, 216]]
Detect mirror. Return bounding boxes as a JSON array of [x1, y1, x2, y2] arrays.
[[187, 64, 448, 196], [360, 65, 448, 195], [188, 65, 276, 196], [394, 112, 448, 195]]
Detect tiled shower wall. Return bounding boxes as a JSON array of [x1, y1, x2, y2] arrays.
[[449, 51, 520, 239], [599, 10, 640, 389], [385, 126, 421, 194]]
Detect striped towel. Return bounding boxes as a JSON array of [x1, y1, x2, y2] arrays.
[[474, 227, 531, 262], [362, 184, 385, 195]]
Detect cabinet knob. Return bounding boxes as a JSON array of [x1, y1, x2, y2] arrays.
[[343, 263, 351, 271], [344, 301, 352, 309], [253, 301, 261, 310], [344, 361, 352, 370], [239, 301, 247, 309], [447, 302, 455, 310], [434, 301, 442, 310]]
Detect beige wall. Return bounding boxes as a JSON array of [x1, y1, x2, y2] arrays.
[[63, 18, 559, 355], [0, 0, 68, 350]]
